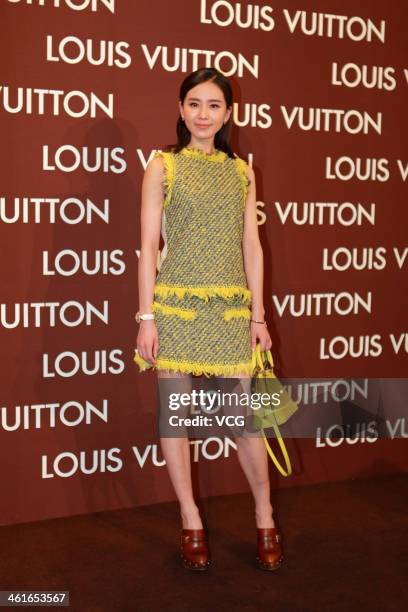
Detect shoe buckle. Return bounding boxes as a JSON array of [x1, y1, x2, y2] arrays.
[[261, 534, 281, 543]]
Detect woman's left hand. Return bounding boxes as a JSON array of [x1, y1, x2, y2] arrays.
[[251, 321, 272, 351]]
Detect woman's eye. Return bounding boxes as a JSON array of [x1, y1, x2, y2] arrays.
[[189, 103, 220, 108]]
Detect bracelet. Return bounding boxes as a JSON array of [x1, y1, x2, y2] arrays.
[[251, 319, 266, 324], [135, 311, 155, 323]]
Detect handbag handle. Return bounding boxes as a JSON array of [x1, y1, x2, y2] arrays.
[[252, 343, 293, 477], [261, 427, 292, 477], [252, 343, 274, 373]]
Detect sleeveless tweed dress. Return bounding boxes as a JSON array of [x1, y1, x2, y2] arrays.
[[134, 145, 255, 377]]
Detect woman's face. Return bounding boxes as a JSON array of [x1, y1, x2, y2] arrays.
[[179, 81, 232, 143]]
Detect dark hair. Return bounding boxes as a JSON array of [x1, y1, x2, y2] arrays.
[[165, 68, 235, 158]]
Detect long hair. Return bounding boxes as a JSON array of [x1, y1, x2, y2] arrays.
[[164, 68, 235, 159]]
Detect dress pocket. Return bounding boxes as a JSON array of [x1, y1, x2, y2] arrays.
[[223, 306, 251, 321], [152, 300, 196, 320]]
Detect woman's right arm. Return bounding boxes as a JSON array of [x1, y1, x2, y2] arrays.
[[136, 155, 165, 365]]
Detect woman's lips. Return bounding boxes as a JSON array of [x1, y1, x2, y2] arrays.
[[196, 124, 210, 128]]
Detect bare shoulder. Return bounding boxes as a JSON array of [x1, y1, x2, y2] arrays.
[[143, 155, 168, 197], [142, 154, 167, 202], [146, 152, 166, 175]]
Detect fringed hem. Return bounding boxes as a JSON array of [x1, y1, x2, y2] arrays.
[[154, 151, 174, 208], [223, 307, 251, 321], [154, 284, 252, 304], [152, 300, 196, 320], [134, 351, 254, 378]]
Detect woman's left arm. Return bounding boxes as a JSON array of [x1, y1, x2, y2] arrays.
[[242, 164, 272, 351]]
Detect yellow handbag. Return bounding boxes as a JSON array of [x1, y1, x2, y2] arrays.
[[251, 343, 298, 477]]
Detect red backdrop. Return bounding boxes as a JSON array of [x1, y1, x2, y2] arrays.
[[0, 0, 407, 526]]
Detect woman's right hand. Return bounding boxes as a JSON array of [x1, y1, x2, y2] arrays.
[[136, 320, 159, 365]]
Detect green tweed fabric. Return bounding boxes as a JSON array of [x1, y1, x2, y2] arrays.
[[155, 147, 249, 291], [136, 146, 254, 377], [154, 293, 252, 369]]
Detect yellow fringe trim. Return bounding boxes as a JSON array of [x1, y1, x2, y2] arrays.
[[224, 307, 251, 321], [152, 300, 196, 320], [134, 351, 254, 378], [154, 151, 175, 208], [134, 341, 275, 378], [235, 157, 250, 201], [154, 284, 252, 304], [180, 146, 227, 163]]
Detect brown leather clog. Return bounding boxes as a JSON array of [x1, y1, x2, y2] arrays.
[[180, 528, 210, 571], [256, 527, 283, 571]]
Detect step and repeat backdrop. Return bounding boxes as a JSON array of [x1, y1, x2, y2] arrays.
[[0, 0, 407, 526]]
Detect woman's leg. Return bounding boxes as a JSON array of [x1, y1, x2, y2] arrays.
[[157, 369, 203, 530], [218, 373, 275, 529]]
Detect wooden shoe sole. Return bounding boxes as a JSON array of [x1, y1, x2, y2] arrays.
[[181, 555, 210, 571], [256, 555, 283, 571]]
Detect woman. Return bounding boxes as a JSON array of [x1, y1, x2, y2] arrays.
[[134, 68, 283, 572]]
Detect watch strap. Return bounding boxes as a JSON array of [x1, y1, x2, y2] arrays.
[[135, 312, 155, 322]]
